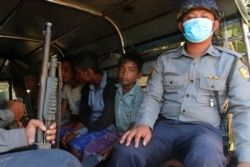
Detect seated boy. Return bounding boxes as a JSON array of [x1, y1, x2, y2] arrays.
[[82, 50, 144, 166]]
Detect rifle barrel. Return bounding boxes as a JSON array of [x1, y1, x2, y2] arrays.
[[36, 22, 52, 144]]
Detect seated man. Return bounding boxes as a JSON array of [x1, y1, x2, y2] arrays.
[[108, 0, 250, 167], [0, 100, 24, 128], [60, 56, 84, 126], [12, 77, 27, 101], [60, 51, 116, 160], [59, 56, 85, 148], [11, 77, 28, 128], [23, 71, 40, 121]]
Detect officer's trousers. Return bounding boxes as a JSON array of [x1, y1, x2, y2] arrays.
[[108, 118, 227, 167]]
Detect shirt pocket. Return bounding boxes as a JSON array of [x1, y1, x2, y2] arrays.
[[197, 77, 225, 104], [163, 75, 185, 93]]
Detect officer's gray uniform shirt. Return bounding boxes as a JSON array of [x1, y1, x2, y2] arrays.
[[0, 109, 27, 152], [136, 44, 250, 162], [0, 109, 14, 128]]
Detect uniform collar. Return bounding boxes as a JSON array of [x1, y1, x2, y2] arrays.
[[89, 71, 107, 90], [174, 44, 221, 58], [116, 81, 139, 96]]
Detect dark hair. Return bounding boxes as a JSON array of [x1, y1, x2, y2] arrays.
[[12, 77, 26, 89], [23, 69, 39, 78], [74, 50, 101, 73], [60, 55, 75, 65], [118, 50, 143, 72]]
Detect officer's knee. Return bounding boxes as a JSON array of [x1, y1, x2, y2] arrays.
[[184, 147, 227, 167]]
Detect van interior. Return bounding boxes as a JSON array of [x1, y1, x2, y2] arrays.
[[0, 0, 248, 79], [0, 0, 248, 111], [0, 1, 249, 166]]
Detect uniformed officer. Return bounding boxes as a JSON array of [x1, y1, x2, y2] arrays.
[[0, 101, 82, 167], [108, 0, 250, 167]]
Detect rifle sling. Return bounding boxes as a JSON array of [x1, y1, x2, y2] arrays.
[[213, 55, 238, 131]]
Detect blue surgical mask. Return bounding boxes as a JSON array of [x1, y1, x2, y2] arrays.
[[182, 18, 214, 43]]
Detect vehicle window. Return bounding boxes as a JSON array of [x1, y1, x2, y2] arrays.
[[0, 82, 10, 109], [219, 18, 246, 54]]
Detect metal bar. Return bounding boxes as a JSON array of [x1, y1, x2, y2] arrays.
[[46, 0, 102, 16], [0, 0, 27, 30], [46, 0, 132, 54], [56, 62, 62, 148], [104, 16, 126, 54], [0, 34, 43, 42], [241, 19, 250, 70]]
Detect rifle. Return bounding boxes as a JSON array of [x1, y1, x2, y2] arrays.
[[36, 22, 61, 149]]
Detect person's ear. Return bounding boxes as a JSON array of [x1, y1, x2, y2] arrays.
[[213, 20, 220, 31], [177, 21, 184, 32], [86, 68, 93, 76], [137, 72, 142, 79]]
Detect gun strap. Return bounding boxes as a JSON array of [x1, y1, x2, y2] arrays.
[[213, 55, 238, 131]]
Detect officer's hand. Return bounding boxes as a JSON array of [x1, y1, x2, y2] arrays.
[[237, 162, 250, 167], [25, 119, 56, 145], [6, 100, 25, 121], [120, 124, 152, 148]]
